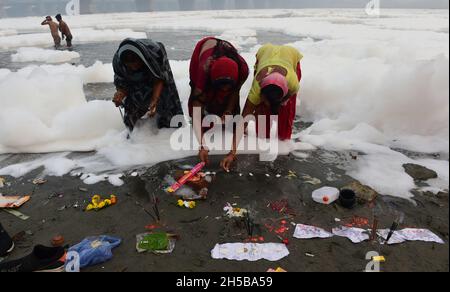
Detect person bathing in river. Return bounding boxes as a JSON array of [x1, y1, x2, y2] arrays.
[[112, 38, 183, 132], [41, 16, 61, 49], [55, 14, 73, 48]]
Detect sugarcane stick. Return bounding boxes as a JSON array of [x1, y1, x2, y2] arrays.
[[167, 162, 206, 193]]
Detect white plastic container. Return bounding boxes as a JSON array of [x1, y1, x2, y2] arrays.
[[312, 187, 340, 205]]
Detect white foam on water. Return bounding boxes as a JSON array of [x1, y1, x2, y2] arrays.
[[11, 47, 80, 64], [0, 9, 448, 198], [1, 61, 113, 84], [0, 28, 147, 50], [216, 29, 258, 50], [0, 69, 11, 80], [0, 65, 124, 154], [413, 159, 450, 191], [0, 30, 17, 37]]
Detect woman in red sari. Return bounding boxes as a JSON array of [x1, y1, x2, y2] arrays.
[[189, 37, 249, 164]]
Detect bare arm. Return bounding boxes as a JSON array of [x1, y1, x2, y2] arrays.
[[192, 94, 209, 164], [192, 97, 207, 143], [231, 99, 257, 154], [220, 99, 257, 171]]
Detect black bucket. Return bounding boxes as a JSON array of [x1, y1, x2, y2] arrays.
[[339, 189, 356, 209]]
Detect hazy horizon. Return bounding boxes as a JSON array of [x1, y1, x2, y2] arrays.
[[0, 0, 448, 18]]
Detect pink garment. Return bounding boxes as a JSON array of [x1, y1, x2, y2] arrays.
[[261, 72, 289, 97]]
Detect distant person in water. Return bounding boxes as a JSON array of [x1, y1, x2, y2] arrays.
[[55, 14, 73, 48], [41, 16, 61, 48], [220, 44, 303, 171], [189, 37, 249, 164], [112, 38, 183, 132]]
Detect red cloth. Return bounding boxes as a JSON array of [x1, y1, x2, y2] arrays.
[[189, 37, 216, 92], [210, 56, 239, 83], [188, 37, 249, 117], [189, 37, 248, 90], [256, 62, 302, 141]]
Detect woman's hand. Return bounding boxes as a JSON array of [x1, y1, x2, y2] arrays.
[[147, 102, 158, 118], [113, 90, 126, 107], [220, 152, 237, 172], [199, 148, 210, 165]]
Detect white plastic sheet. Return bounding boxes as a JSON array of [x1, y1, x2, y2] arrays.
[[293, 224, 333, 239], [398, 229, 444, 244], [211, 243, 289, 262], [332, 226, 370, 243], [378, 228, 444, 244], [377, 229, 406, 245]]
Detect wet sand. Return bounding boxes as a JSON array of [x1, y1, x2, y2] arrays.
[[0, 153, 448, 272]]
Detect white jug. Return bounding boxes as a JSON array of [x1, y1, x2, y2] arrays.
[[312, 187, 340, 205]]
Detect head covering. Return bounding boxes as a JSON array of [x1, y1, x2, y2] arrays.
[[118, 43, 157, 76], [210, 57, 239, 83], [261, 72, 289, 97]]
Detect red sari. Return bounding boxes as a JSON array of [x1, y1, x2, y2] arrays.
[[188, 37, 249, 117]]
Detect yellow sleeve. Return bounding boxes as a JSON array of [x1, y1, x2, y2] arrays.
[[248, 46, 268, 105], [256, 45, 270, 60], [286, 47, 302, 96], [287, 46, 303, 64], [248, 78, 261, 106], [287, 73, 300, 96]]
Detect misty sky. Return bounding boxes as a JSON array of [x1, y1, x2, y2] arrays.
[[1, 0, 448, 18]]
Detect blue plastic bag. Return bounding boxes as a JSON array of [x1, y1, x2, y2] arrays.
[[68, 235, 121, 269]]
